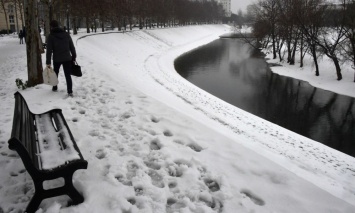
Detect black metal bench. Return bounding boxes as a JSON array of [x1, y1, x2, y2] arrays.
[[8, 92, 88, 213]]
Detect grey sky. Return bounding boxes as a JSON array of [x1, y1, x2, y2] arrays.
[[231, 0, 254, 13]]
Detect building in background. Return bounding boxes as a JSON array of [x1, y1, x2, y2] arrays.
[[0, 0, 23, 33], [218, 0, 232, 17]]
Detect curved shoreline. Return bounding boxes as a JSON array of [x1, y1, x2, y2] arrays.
[[142, 27, 355, 206], [75, 25, 355, 206]]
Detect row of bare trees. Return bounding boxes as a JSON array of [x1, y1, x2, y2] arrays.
[[45, 0, 225, 35], [17, 0, 225, 87], [249, 0, 355, 81]]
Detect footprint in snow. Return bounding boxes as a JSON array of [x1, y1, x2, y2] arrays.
[[115, 174, 132, 186], [167, 198, 177, 206], [134, 186, 144, 196], [89, 130, 100, 137], [121, 112, 133, 119], [127, 197, 136, 205], [150, 139, 162, 150], [147, 169, 165, 188], [163, 130, 173, 137], [166, 198, 187, 212], [204, 178, 220, 192], [173, 139, 184, 145], [168, 181, 177, 189], [151, 116, 160, 123], [144, 161, 161, 170], [10, 172, 18, 177], [95, 149, 106, 159], [240, 189, 265, 206], [166, 163, 184, 177], [187, 142, 203, 152], [199, 197, 223, 212]]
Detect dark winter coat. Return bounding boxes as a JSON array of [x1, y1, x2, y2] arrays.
[[46, 27, 76, 65], [18, 31, 24, 38]]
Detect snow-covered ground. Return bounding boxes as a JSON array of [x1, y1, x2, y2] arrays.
[[0, 25, 354, 213]]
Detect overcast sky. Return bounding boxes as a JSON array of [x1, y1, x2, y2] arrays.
[[231, 0, 254, 13]]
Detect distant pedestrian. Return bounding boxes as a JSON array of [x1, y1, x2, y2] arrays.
[[18, 30, 24, 44], [46, 20, 77, 97]]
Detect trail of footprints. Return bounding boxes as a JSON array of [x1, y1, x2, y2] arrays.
[[91, 109, 223, 211], [73, 78, 264, 212]]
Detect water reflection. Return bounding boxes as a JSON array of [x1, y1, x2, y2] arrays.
[[175, 39, 355, 157]]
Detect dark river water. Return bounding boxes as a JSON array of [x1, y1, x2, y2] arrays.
[[174, 38, 355, 158]]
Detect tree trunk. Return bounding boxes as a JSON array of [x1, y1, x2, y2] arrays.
[[311, 44, 319, 76], [272, 35, 277, 59], [14, 1, 19, 33], [44, 2, 50, 43], [300, 34, 304, 68], [24, 0, 43, 87], [73, 17, 77, 35], [290, 39, 297, 65], [331, 56, 342, 80], [86, 17, 90, 33], [287, 40, 292, 63], [20, 2, 24, 27], [277, 40, 284, 62], [351, 38, 355, 82], [129, 18, 132, 31]]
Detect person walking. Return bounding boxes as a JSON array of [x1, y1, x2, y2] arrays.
[[18, 30, 24, 44], [46, 20, 76, 97]]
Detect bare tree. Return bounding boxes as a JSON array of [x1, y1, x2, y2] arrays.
[[317, 2, 348, 80], [295, 0, 324, 76], [253, 0, 279, 59], [277, 0, 300, 65], [23, 0, 44, 87]]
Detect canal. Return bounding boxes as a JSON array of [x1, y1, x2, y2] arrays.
[[174, 38, 355, 158]]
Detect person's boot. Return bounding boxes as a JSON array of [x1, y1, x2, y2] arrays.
[[52, 86, 58, 91]]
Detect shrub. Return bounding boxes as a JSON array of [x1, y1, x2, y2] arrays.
[[16, 78, 28, 90], [0, 29, 13, 34]]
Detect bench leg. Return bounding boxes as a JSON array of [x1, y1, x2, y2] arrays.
[[65, 175, 84, 205], [26, 193, 43, 213]]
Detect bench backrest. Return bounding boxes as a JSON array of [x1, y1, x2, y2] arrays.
[[10, 92, 41, 170]]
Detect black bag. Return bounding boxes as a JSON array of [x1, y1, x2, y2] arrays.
[[71, 61, 82, 77]]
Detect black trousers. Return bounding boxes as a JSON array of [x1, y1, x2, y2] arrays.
[[53, 61, 73, 94]]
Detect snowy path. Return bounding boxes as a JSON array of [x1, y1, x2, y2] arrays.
[[0, 26, 354, 213]]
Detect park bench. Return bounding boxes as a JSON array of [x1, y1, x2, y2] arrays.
[[8, 92, 88, 213]]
